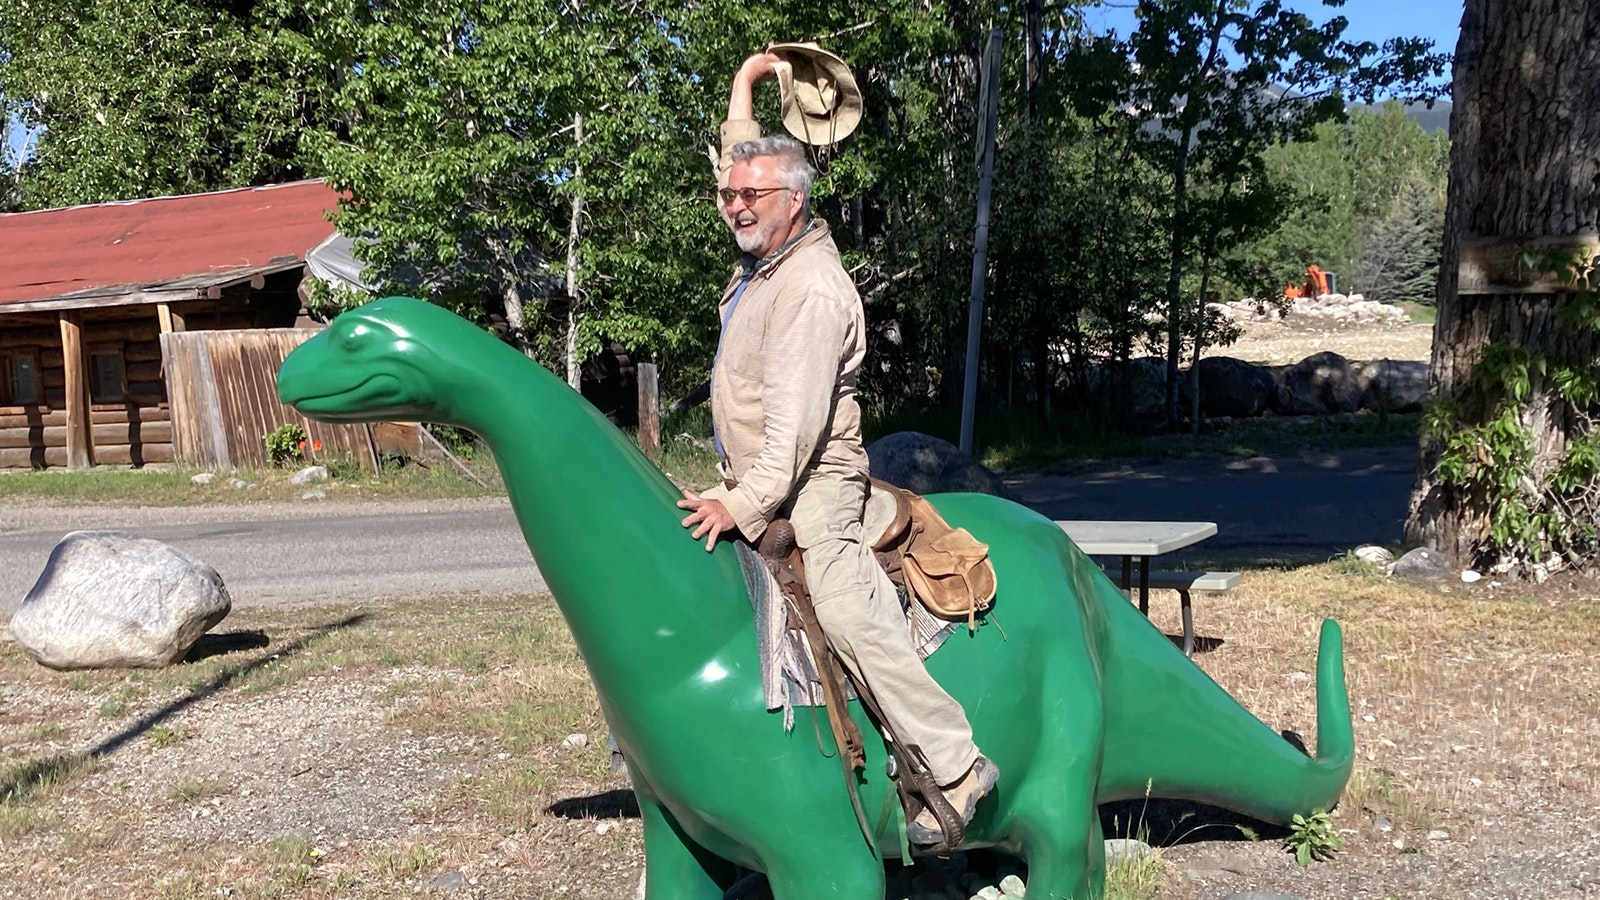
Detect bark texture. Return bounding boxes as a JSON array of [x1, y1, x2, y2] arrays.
[[1405, 0, 1600, 565]]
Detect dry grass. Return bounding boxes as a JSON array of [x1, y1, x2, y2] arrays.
[[1, 569, 1597, 898], [1137, 567, 1600, 898]]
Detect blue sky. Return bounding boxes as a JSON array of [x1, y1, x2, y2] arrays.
[[1085, 0, 1464, 63]]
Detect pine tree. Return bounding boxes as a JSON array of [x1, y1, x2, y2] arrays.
[[1352, 175, 1444, 305]]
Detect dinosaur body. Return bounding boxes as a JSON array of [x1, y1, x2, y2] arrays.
[[277, 297, 1354, 900]]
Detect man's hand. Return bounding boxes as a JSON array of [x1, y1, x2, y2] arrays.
[[678, 489, 738, 552]]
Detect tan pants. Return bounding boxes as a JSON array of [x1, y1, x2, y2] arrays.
[[785, 463, 979, 785]]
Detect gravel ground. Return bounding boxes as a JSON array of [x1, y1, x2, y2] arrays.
[[1206, 317, 1435, 366]]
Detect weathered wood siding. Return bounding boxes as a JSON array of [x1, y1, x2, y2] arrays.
[[161, 329, 376, 470], [0, 315, 173, 469]]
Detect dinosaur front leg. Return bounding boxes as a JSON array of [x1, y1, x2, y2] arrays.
[[636, 792, 735, 900]]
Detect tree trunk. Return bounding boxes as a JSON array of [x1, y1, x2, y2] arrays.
[[1161, 125, 1193, 430], [1161, 5, 1225, 430], [1405, 0, 1600, 567], [485, 234, 536, 361], [565, 112, 585, 391]]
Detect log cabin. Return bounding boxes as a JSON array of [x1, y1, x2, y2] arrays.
[[0, 181, 341, 469]]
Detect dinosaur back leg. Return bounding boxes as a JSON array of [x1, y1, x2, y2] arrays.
[[636, 787, 736, 900], [997, 652, 1109, 900], [762, 841, 887, 900]]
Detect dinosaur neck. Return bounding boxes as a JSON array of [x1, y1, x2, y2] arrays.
[[454, 347, 751, 698]]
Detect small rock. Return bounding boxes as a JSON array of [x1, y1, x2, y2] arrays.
[[291, 465, 329, 485], [1460, 569, 1482, 583], [429, 870, 464, 891], [190, 472, 216, 485], [595, 821, 612, 835], [561, 732, 588, 749], [228, 478, 255, 490], [1220, 892, 1303, 900], [1104, 837, 1152, 865], [1389, 547, 1451, 580], [998, 873, 1026, 897], [1374, 812, 1394, 832], [300, 489, 326, 501], [1427, 828, 1449, 841], [975, 887, 1003, 900], [1353, 545, 1394, 565]]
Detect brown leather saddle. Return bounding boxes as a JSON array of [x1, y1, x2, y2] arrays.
[[754, 478, 968, 855]]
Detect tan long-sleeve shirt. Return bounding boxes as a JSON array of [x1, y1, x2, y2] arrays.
[[702, 122, 869, 539]]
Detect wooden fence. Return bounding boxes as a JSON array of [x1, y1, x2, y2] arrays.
[[161, 329, 377, 470]]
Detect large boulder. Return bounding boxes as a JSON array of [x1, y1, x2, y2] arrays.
[[1277, 351, 1362, 415], [867, 432, 1013, 498], [8, 531, 232, 670], [1082, 356, 1167, 424], [1357, 359, 1430, 413], [1190, 356, 1276, 418]]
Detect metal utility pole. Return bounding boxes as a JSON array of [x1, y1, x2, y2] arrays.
[[959, 28, 1003, 456]]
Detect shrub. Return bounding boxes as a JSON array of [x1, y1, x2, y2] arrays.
[[265, 423, 308, 466]]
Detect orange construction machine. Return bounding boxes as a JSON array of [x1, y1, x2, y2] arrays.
[[1283, 264, 1334, 299]]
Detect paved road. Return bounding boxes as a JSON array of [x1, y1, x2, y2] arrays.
[[1006, 442, 1418, 566], [0, 498, 545, 614], [0, 442, 1417, 611]]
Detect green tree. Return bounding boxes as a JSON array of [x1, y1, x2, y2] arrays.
[[0, 0, 331, 209], [1245, 118, 1358, 286], [1345, 99, 1448, 224], [1119, 0, 1446, 427]]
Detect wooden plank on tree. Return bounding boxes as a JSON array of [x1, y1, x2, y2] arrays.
[[57, 312, 92, 469], [1457, 232, 1600, 294]]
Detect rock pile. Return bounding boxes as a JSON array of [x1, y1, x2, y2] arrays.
[[1211, 293, 1411, 327], [1087, 352, 1428, 424]]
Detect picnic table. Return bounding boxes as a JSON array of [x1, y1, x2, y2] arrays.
[[1055, 520, 1226, 655]]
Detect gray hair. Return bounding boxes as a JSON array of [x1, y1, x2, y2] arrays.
[[729, 135, 817, 204]]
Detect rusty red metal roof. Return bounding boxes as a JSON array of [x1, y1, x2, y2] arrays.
[[0, 180, 340, 308]]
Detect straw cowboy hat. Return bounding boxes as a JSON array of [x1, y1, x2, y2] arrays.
[[767, 41, 863, 146]]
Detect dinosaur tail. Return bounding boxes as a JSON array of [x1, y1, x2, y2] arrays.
[[1093, 569, 1354, 824]]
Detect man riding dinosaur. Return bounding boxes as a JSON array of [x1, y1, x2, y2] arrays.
[[675, 47, 997, 847]]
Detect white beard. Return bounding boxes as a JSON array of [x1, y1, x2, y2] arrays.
[[729, 211, 784, 256]]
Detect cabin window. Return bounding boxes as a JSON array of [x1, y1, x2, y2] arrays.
[[1, 353, 40, 406], [88, 351, 126, 403]]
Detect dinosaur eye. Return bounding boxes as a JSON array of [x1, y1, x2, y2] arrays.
[[337, 323, 372, 353]]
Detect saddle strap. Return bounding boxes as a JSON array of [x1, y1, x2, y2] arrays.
[[845, 665, 969, 855], [757, 523, 966, 855], [760, 524, 874, 847]]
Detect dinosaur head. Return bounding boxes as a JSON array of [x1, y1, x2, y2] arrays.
[[278, 296, 493, 425]]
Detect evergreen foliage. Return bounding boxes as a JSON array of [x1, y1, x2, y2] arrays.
[[1353, 175, 1445, 305], [1236, 101, 1448, 303]]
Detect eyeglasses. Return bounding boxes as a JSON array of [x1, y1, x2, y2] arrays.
[[718, 186, 786, 206]]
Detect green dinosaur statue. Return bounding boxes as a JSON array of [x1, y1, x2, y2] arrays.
[[277, 296, 1353, 900]]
